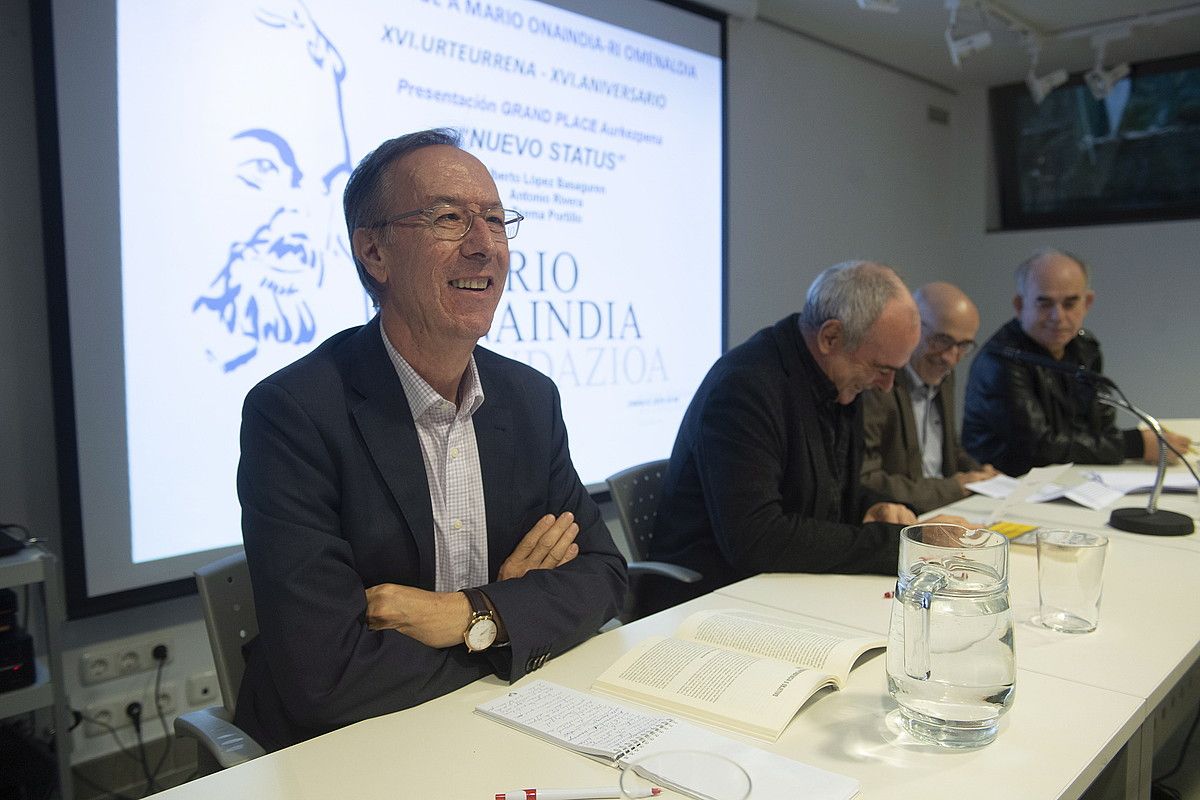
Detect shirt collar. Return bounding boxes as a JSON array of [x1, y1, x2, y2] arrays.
[[792, 319, 840, 409], [380, 325, 485, 420], [903, 364, 933, 395]]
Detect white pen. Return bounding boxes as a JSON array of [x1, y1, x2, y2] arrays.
[[495, 787, 662, 800]]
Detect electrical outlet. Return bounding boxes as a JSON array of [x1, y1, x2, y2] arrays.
[[79, 651, 118, 685], [83, 682, 180, 738], [186, 671, 220, 706], [115, 637, 173, 677], [80, 636, 173, 685]]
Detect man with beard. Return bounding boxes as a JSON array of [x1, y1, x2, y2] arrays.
[[192, 1, 369, 372]]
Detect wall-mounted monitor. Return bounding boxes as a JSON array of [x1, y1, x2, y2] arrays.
[[990, 52, 1200, 230]]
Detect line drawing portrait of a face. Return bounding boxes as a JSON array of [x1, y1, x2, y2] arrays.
[[192, 1, 365, 372]]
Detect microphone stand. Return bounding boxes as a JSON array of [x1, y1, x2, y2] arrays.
[[1096, 390, 1195, 536]]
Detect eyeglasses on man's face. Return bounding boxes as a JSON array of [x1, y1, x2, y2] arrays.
[[369, 203, 523, 241], [923, 329, 977, 357]]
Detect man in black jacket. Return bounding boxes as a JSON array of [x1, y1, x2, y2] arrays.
[[646, 261, 967, 611], [963, 248, 1190, 476]]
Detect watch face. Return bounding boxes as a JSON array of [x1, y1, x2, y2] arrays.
[[466, 616, 497, 651]]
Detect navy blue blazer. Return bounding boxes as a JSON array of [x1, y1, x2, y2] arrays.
[[234, 317, 626, 750]]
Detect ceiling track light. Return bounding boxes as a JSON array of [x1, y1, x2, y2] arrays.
[[1085, 62, 1130, 101], [945, 27, 993, 68], [944, 0, 993, 68], [855, 0, 900, 13], [1026, 66, 1068, 104], [1024, 45, 1068, 104], [928, 1, 1200, 85], [1083, 34, 1131, 100]]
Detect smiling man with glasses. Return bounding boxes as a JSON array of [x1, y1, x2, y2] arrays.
[[233, 128, 625, 751], [861, 282, 1000, 513]]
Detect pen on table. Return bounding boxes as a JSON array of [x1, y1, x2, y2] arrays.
[[495, 787, 662, 800]]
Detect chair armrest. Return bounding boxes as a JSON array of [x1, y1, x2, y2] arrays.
[[628, 560, 702, 584], [174, 706, 266, 768]]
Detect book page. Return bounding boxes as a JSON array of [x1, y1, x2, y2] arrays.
[[592, 635, 834, 740], [675, 609, 884, 680], [476, 679, 669, 760]]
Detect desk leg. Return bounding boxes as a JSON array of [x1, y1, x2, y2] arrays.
[[1124, 720, 1153, 800], [1079, 720, 1152, 800]]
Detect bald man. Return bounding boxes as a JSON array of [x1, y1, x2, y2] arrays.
[[646, 262, 966, 615], [862, 283, 999, 513], [963, 249, 1190, 476]]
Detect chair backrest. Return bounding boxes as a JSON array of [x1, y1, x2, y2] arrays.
[[605, 459, 670, 562], [194, 551, 258, 716]]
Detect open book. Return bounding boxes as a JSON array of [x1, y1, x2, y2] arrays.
[[591, 609, 884, 740], [476, 680, 860, 800]]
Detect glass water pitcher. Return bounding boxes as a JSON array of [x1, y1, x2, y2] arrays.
[[886, 523, 1016, 748]]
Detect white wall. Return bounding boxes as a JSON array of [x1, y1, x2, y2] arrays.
[[725, 17, 965, 346]]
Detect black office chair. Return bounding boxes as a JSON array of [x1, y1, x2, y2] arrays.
[[173, 552, 266, 773], [606, 459, 701, 622]]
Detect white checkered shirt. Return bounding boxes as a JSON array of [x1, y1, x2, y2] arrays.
[[381, 327, 489, 593]]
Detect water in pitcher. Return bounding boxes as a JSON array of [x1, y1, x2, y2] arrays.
[[886, 525, 1016, 748]]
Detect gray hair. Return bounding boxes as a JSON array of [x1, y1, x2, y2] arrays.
[[343, 128, 462, 304], [799, 260, 906, 350], [1015, 248, 1090, 295]]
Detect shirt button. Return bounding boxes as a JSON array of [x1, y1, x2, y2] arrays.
[[450, 447, 460, 459], [452, 519, 463, 530]]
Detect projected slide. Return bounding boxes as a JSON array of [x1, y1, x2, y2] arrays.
[[112, 0, 722, 571]]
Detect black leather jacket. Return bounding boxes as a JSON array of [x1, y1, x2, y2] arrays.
[[962, 319, 1141, 476]]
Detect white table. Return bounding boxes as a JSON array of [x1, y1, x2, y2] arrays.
[[716, 537, 1200, 708], [153, 445, 1200, 800], [153, 592, 1145, 800], [940, 419, 1200, 553], [716, 452, 1200, 800]]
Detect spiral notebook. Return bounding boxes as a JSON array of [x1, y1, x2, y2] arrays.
[[476, 680, 860, 800]]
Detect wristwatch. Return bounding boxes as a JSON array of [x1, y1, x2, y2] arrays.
[[462, 587, 498, 653]]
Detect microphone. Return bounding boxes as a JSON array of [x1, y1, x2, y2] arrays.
[[998, 347, 1115, 387]]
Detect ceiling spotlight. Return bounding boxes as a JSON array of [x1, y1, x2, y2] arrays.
[[1081, 30, 1131, 100], [856, 0, 900, 12], [1026, 67, 1068, 104], [1084, 62, 1130, 100], [945, 28, 992, 68]]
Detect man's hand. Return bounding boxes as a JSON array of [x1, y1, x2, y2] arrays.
[[921, 513, 971, 527], [364, 584, 470, 649], [954, 464, 1001, 491], [1141, 428, 1192, 465], [863, 502, 917, 525], [916, 518, 976, 547], [498, 512, 580, 580]]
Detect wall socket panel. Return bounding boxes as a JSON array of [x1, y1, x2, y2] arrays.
[[185, 670, 220, 707], [80, 637, 173, 685], [83, 681, 179, 738]]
